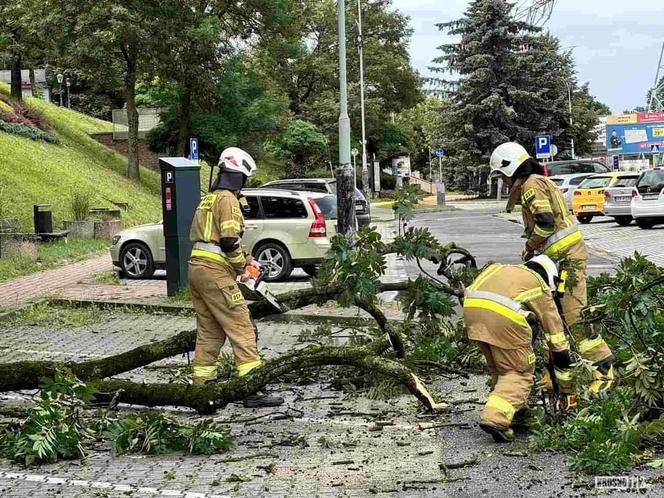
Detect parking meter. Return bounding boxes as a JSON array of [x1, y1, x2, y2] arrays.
[[159, 158, 201, 296]]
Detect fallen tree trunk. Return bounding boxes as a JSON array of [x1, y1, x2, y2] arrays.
[[0, 281, 413, 392], [91, 342, 448, 414]]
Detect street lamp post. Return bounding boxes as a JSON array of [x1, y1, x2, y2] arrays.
[[565, 81, 575, 160], [65, 78, 71, 109], [56, 73, 64, 107], [356, 0, 370, 203], [337, 0, 355, 237], [352, 148, 358, 188]]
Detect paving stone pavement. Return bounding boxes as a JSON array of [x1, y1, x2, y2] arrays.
[[498, 212, 664, 267], [0, 254, 112, 308]]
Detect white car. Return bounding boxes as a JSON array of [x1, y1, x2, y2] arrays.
[[602, 173, 640, 226], [549, 173, 596, 210], [110, 189, 338, 281], [631, 168, 664, 229]]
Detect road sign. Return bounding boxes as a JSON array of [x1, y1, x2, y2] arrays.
[[612, 155, 620, 171], [651, 144, 660, 153], [535, 135, 551, 159], [435, 147, 445, 158], [352, 148, 359, 156], [189, 137, 199, 161]]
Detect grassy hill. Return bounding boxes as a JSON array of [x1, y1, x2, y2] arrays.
[[0, 82, 162, 230]]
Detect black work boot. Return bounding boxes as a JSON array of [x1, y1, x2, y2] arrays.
[[479, 423, 515, 443], [243, 391, 284, 408]]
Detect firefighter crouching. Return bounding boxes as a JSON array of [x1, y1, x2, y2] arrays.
[[489, 142, 615, 395], [464, 256, 574, 442], [188, 146, 283, 408]]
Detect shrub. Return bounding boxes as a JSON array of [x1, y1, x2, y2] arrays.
[[70, 191, 92, 221], [0, 119, 59, 143]]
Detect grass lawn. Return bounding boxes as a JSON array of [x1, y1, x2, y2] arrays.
[[0, 238, 109, 283], [0, 82, 162, 231]]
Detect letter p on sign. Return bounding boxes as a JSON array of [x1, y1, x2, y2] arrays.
[[535, 135, 551, 159]]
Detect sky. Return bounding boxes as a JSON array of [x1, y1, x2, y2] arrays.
[[393, 0, 663, 114]]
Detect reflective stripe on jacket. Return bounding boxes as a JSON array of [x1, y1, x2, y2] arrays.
[[463, 264, 569, 352]]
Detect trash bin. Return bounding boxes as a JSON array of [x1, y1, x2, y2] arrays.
[[33, 204, 53, 234]]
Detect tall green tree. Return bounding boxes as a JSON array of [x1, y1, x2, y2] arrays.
[[431, 0, 609, 190], [431, 0, 539, 189], [254, 0, 422, 162]]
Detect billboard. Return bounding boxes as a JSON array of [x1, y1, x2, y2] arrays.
[[607, 111, 664, 154]]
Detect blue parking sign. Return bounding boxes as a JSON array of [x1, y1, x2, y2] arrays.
[[189, 137, 199, 161], [535, 135, 551, 159]]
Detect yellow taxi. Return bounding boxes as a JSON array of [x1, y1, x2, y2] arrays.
[[572, 172, 624, 224]]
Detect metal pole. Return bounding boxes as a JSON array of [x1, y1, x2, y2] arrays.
[[567, 81, 575, 160], [59, 86, 63, 107], [337, 0, 355, 237], [357, 0, 370, 203], [352, 152, 357, 188], [438, 155, 442, 181]]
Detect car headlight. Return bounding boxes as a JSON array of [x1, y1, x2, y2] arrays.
[[111, 235, 121, 245]]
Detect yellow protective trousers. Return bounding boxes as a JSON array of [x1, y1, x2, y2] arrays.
[[188, 262, 261, 383], [476, 341, 535, 431]]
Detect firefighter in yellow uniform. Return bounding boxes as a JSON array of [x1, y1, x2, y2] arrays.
[[464, 255, 574, 442], [189, 147, 283, 408], [490, 142, 615, 395]]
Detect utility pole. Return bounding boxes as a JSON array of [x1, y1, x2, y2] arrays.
[[337, 0, 355, 237], [566, 81, 575, 159], [357, 0, 370, 205]]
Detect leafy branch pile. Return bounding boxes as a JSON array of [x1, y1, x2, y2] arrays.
[[0, 370, 233, 466], [529, 253, 664, 474]]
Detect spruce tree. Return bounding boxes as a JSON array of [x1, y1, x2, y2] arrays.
[[431, 0, 539, 190]]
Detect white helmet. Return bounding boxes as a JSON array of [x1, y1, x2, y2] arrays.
[[490, 142, 531, 178], [526, 254, 558, 290], [218, 147, 257, 177]]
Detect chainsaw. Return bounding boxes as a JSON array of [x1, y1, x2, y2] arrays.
[[238, 264, 287, 314]]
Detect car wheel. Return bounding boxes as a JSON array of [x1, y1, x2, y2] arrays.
[[302, 265, 318, 278], [120, 242, 155, 279], [576, 215, 593, 224], [615, 216, 632, 226], [255, 242, 292, 282], [635, 218, 655, 229]]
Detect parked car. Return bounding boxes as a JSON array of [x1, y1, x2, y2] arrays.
[[631, 168, 664, 229], [602, 173, 641, 226], [549, 173, 595, 210], [260, 178, 371, 227], [544, 160, 610, 177], [110, 189, 337, 281], [571, 172, 624, 224]]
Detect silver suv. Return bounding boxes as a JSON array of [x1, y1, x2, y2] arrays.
[[260, 178, 371, 227], [110, 189, 337, 281]]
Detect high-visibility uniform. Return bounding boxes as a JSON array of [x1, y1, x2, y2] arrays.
[[188, 189, 261, 383], [510, 174, 613, 364], [464, 263, 572, 431]]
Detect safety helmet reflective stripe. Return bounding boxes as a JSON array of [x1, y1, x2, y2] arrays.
[[489, 142, 531, 178], [218, 147, 257, 177]]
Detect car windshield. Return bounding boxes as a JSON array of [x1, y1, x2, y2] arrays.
[[550, 178, 565, 186], [548, 162, 609, 176], [579, 177, 611, 189], [637, 170, 664, 189], [313, 195, 337, 219], [612, 176, 639, 188]]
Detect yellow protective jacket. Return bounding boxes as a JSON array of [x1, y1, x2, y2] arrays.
[[463, 263, 569, 353], [189, 189, 251, 275], [512, 174, 587, 261]]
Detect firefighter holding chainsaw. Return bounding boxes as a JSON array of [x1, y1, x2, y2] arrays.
[[464, 255, 574, 442], [188, 146, 283, 408], [489, 142, 615, 396]]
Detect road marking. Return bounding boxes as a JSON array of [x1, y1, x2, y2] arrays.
[[0, 471, 231, 498]]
